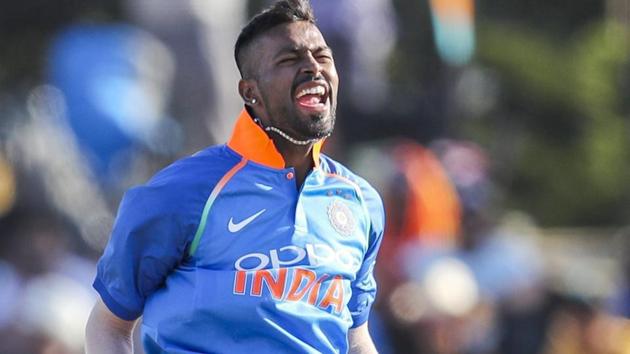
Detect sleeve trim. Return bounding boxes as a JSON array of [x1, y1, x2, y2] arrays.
[[350, 309, 371, 328], [93, 277, 143, 321], [188, 157, 248, 257]]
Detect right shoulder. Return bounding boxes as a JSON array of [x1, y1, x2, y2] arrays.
[[118, 145, 242, 227], [148, 144, 241, 188]]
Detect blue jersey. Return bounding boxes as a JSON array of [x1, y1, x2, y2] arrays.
[[94, 109, 385, 354]]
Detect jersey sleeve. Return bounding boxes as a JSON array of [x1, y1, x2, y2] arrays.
[[348, 184, 385, 328], [93, 183, 191, 321]]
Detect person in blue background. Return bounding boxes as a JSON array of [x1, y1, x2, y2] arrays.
[[85, 1, 385, 353]]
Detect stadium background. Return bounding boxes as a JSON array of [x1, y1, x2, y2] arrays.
[[0, 0, 628, 353]]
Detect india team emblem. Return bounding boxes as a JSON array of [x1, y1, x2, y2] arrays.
[[327, 199, 356, 236]]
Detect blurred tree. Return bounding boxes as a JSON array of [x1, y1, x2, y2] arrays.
[[471, 20, 630, 226], [477, 0, 604, 38]]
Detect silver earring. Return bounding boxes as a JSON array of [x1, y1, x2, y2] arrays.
[[251, 98, 257, 104]]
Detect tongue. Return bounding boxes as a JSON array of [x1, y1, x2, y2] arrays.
[[297, 94, 322, 106]]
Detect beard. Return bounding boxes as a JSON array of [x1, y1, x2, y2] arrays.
[[262, 93, 337, 142], [298, 108, 336, 139]]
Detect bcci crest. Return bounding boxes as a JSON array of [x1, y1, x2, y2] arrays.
[[327, 200, 356, 236]]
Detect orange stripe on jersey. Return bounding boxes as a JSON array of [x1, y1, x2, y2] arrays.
[[188, 157, 248, 257]]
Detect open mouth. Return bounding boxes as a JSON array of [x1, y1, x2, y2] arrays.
[[294, 81, 329, 112]]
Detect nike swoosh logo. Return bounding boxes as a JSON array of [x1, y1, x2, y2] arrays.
[[255, 183, 273, 191], [228, 209, 266, 233]]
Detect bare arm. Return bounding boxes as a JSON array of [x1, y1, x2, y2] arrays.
[[85, 298, 138, 354], [348, 322, 378, 354]]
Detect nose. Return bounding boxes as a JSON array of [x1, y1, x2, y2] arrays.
[[301, 52, 322, 76]]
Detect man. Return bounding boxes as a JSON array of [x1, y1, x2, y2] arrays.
[[85, 1, 384, 353]]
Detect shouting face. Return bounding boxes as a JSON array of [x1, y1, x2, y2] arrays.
[[239, 21, 339, 142]]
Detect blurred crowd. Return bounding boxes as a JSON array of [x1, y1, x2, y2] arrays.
[[0, 0, 629, 353], [352, 140, 630, 354]]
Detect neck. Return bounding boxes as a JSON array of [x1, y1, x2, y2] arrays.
[[250, 114, 321, 187]]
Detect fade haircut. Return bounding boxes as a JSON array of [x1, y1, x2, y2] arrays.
[[235, 0, 316, 78]]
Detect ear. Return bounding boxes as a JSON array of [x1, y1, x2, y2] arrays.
[[238, 79, 259, 107]]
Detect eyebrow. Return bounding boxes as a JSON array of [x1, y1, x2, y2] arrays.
[[274, 45, 333, 58]]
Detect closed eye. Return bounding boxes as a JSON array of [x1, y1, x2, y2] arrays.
[[277, 57, 297, 65], [315, 47, 334, 61], [316, 54, 333, 63]]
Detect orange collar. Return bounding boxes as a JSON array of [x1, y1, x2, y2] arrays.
[[227, 109, 322, 169]]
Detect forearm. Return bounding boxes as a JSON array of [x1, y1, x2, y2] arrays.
[[348, 323, 378, 354], [85, 299, 136, 354]]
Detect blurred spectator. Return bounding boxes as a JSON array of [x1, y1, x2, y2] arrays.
[[48, 23, 180, 186], [0, 212, 96, 354], [350, 139, 461, 295], [126, 0, 246, 151], [350, 139, 463, 353], [353, 139, 548, 354], [542, 295, 630, 354], [434, 140, 546, 354]]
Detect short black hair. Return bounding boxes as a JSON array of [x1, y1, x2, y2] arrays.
[[235, 0, 316, 78]]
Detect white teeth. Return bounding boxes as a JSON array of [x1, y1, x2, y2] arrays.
[[296, 85, 326, 98]]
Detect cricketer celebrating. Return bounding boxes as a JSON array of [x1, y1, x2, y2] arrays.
[[86, 1, 385, 353]]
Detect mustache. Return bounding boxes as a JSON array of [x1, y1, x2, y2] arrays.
[[291, 75, 328, 93]]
